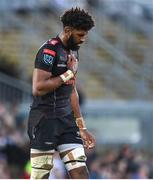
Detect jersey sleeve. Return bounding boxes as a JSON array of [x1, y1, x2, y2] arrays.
[[35, 44, 56, 72]]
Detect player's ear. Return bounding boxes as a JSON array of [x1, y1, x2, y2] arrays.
[[64, 26, 72, 39]]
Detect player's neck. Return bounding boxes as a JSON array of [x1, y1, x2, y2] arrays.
[[58, 32, 68, 47]]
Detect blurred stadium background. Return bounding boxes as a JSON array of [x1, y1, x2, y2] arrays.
[[0, 0, 153, 178]]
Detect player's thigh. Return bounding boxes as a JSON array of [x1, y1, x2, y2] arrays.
[[57, 145, 88, 178], [57, 125, 86, 169]]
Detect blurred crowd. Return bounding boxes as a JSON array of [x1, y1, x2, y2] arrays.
[[87, 145, 153, 179], [0, 102, 30, 178], [1, 102, 153, 179]]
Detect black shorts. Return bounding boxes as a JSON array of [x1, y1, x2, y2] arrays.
[[27, 108, 83, 151]]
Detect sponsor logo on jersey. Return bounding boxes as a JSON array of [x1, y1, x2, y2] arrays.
[[43, 54, 54, 65], [57, 64, 67, 67], [43, 49, 56, 56], [59, 55, 67, 62]]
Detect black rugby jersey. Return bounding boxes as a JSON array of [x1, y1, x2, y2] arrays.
[[31, 36, 78, 117]]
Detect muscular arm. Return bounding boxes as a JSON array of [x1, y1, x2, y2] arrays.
[[32, 68, 63, 96], [71, 85, 96, 149], [70, 85, 82, 118], [33, 52, 78, 96]]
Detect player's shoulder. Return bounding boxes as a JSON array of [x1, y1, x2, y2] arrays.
[[47, 38, 59, 46], [46, 38, 61, 49], [39, 37, 60, 50]]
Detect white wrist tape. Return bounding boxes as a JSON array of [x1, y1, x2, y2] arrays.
[[76, 117, 87, 130], [60, 70, 74, 83]]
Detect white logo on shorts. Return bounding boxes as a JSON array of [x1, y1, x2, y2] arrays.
[[44, 142, 53, 145], [77, 131, 80, 136]]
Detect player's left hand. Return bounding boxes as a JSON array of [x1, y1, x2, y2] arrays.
[[80, 129, 96, 149]]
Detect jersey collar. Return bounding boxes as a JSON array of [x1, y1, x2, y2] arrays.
[[56, 35, 70, 51]]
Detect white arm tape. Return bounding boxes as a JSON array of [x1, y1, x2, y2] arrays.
[[60, 70, 74, 82]]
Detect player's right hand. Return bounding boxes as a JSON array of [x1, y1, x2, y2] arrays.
[[67, 54, 78, 74]]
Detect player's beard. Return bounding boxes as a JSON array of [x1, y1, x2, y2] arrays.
[[67, 35, 80, 51]]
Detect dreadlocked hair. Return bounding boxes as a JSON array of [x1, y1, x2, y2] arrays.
[[60, 7, 95, 31]]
